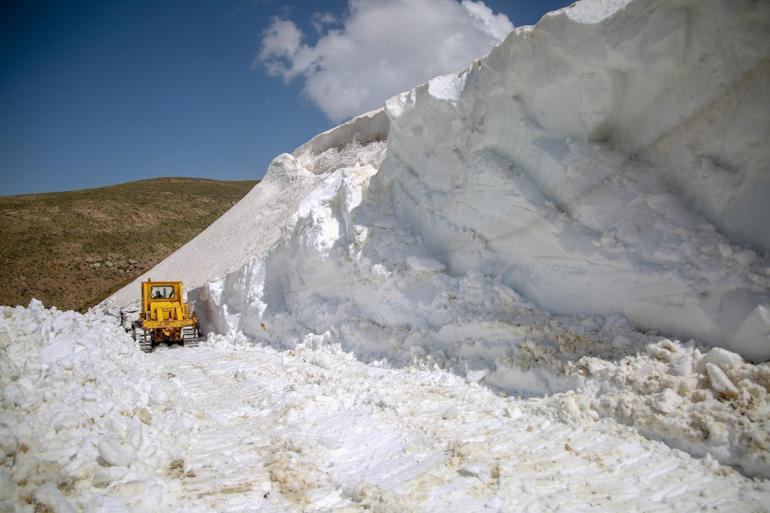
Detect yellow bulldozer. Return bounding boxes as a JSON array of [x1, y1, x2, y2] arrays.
[[123, 279, 203, 353]]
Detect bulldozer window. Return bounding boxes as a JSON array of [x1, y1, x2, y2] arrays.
[[150, 286, 174, 299]]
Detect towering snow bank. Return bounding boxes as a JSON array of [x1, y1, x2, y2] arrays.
[[372, 0, 770, 359], [105, 0, 770, 360], [107, 110, 389, 309], [105, 0, 770, 476]]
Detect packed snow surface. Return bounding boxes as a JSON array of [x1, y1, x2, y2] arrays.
[[9, 0, 767, 508], [3, 303, 770, 512]]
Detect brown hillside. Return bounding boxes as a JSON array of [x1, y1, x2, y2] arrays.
[[0, 177, 257, 311]]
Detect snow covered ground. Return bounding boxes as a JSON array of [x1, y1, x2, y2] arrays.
[[5, 0, 770, 510], [2, 304, 770, 512]]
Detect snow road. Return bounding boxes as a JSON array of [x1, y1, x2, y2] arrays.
[[151, 341, 769, 512], [2, 304, 769, 511]]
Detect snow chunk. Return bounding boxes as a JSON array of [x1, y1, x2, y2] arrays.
[[701, 347, 743, 370], [406, 255, 446, 273], [149, 383, 167, 405], [735, 250, 756, 267], [0, 424, 18, 460], [427, 71, 468, 103], [466, 368, 490, 384], [97, 439, 136, 467], [34, 483, 75, 513], [40, 338, 75, 366], [718, 243, 733, 260], [705, 363, 739, 399], [651, 388, 683, 414], [92, 465, 129, 487]]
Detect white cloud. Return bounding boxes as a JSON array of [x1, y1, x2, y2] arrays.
[[257, 0, 513, 122], [310, 12, 338, 34], [257, 18, 303, 79], [460, 0, 514, 40]]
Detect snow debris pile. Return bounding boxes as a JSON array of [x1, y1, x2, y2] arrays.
[[0, 301, 196, 513], [102, 0, 770, 480], [556, 339, 770, 477]]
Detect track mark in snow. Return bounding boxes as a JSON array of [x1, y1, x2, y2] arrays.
[[3, 304, 769, 511], [148, 341, 769, 512]]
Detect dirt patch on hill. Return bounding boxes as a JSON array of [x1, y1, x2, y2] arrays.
[[0, 177, 257, 311]]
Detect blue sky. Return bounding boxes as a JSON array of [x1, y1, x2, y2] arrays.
[[0, 0, 571, 195]]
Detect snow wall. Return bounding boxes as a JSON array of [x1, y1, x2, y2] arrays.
[[370, 0, 770, 359], [102, 0, 770, 475], [109, 0, 770, 362]]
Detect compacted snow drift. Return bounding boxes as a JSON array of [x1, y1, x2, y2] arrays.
[[111, 0, 770, 361], [6, 0, 767, 510]]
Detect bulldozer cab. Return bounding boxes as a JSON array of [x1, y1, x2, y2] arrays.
[[150, 285, 175, 299], [131, 279, 202, 352], [141, 281, 186, 321]]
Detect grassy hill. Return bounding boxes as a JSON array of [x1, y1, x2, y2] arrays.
[[0, 177, 257, 311]]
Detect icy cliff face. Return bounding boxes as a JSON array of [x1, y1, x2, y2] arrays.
[[131, 0, 770, 360], [106, 0, 770, 475], [373, 0, 770, 360]]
